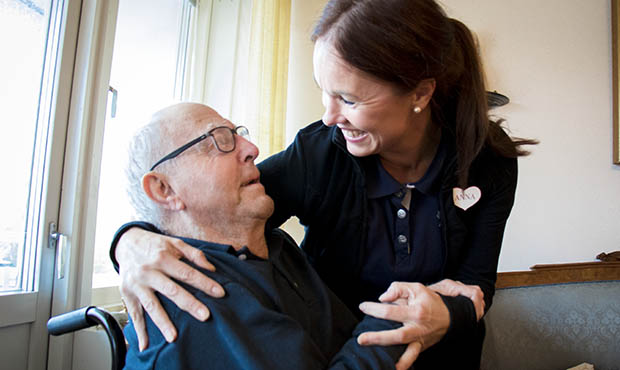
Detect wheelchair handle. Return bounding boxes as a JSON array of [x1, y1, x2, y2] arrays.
[[47, 306, 126, 370], [47, 306, 93, 335]]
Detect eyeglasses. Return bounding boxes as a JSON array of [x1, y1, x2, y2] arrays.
[[150, 125, 250, 171]]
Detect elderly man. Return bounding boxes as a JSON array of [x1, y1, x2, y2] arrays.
[[121, 102, 406, 369]]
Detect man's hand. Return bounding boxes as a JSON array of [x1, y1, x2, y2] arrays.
[[116, 227, 225, 351]]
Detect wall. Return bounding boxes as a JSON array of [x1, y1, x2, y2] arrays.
[[285, 1, 325, 144], [285, 0, 620, 271], [281, 0, 326, 242]]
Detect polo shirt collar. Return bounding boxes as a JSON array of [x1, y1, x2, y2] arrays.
[[365, 156, 402, 199], [176, 229, 283, 261]]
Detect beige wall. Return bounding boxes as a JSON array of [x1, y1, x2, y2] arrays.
[[286, 0, 620, 271], [285, 0, 325, 143]]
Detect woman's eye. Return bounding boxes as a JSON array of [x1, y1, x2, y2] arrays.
[[341, 96, 354, 105]]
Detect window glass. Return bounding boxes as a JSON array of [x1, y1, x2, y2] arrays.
[[92, 0, 190, 288], [0, 0, 54, 292]]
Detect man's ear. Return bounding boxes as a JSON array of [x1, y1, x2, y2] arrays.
[[411, 78, 436, 111], [142, 172, 186, 211]]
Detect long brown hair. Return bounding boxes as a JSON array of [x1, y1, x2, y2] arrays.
[[312, 0, 536, 186]]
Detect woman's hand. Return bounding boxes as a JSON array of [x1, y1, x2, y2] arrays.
[[427, 279, 485, 320], [116, 228, 225, 351], [357, 280, 485, 369], [357, 282, 450, 369]]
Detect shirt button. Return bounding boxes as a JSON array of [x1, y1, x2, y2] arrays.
[[398, 235, 408, 244], [397, 209, 407, 219], [395, 191, 403, 198], [238, 254, 247, 260]]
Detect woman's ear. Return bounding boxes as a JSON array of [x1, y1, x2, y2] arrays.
[[142, 172, 186, 211], [411, 78, 436, 110]]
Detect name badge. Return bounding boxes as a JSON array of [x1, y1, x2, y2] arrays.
[[453, 186, 481, 211]]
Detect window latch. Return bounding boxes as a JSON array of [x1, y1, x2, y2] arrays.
[[108, 86, 118, 118], [49, 222, 68, 279]]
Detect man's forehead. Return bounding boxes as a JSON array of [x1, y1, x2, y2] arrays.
[[153, 103, 235, 145], [197, 117, 234, 132]]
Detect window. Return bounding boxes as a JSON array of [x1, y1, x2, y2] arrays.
[[0, 0, 60, 293], [91, 0, 193, 293]]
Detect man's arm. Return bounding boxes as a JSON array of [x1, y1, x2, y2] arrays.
[[329, 315, 406, 369]]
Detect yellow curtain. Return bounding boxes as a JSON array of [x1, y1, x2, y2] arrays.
[[246, 0, 291, 159], [183, 0, 291, 159]]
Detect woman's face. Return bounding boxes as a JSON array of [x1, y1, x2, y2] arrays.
[[312, 39, 417, 158]]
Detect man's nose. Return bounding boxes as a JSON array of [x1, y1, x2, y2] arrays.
[[237, 134, 259, 162]]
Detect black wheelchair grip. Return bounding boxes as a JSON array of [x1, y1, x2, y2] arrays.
[[47, 306, 127, 370], [47, 306, 93, 336]]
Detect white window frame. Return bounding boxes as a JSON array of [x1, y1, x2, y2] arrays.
[[0, 0, 88, 369], [46, 0, 120, 368]]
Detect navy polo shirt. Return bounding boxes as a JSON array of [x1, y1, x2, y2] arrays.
[[359, 135, 447, 303], [124, 229, 406, 369]]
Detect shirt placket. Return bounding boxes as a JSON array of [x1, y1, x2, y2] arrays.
[[391, 188, 412, 262]]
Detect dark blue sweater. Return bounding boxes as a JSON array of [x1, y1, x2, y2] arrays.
[[123, 228, 405, 369]]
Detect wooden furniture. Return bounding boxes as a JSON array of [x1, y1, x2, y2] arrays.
[[496, 261, 620, 288]]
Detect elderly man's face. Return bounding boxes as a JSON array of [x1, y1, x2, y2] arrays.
[[165, 105, 274, 227]]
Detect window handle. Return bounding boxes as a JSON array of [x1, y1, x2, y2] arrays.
[[108, 86, 118, 118], [49, 222, 68, 279]]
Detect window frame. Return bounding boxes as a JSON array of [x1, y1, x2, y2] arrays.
[[46, 0, 121, 368], [0, 0, 85, 368], [87, 0, 196, 309]]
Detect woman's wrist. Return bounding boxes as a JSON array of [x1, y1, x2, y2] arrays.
[[436, 294, 478, 343], [109, 221, 160, 272]]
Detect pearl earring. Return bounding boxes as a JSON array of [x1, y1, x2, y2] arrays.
[[413, 106, 422, 114]]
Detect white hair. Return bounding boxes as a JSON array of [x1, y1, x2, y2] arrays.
[[125, 123, 172, 231]]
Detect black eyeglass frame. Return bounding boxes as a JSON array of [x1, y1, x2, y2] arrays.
[[149, 125, 250, 171]]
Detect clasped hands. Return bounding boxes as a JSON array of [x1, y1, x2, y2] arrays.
[[357, 280, 485, 370], [117, 228, 485, 369]]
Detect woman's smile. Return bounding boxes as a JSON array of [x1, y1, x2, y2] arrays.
[[339, 127, 369, 142]]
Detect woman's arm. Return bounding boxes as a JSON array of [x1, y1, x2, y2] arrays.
[[258, 124, 314, 229], [112, 223, 224, 350], [438, 155, 519, 339]]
